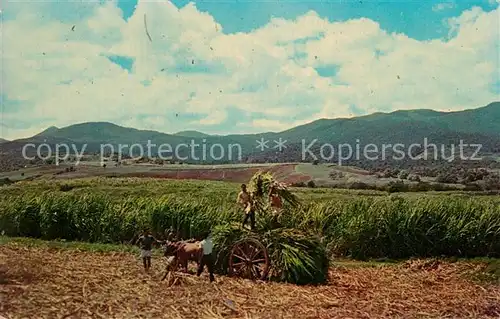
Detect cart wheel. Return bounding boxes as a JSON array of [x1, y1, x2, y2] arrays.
[[228, 238, 269, 281]]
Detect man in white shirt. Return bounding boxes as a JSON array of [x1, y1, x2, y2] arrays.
[[197, 231, 215, 282]]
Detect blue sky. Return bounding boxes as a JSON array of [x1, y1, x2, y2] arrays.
[[1, 0, 499, 139], [120, 0, 496, 39]]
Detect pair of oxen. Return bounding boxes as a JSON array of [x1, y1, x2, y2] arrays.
[[160, 239, 202, 280]]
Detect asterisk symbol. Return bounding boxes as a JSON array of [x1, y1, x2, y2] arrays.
[[273, 138, 287, 151], [255, 138, 269, 151]]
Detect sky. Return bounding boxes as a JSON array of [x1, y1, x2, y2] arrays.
[[1, 0, 499, 140]]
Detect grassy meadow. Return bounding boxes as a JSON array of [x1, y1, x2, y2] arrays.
[[1, 177, 499, 261]]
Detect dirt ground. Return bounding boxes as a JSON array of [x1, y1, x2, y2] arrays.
[[1, 243, 499, 319]]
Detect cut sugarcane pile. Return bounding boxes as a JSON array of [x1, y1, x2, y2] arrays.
[[211, 223, 329, 285], [248, 171, 299, 208]]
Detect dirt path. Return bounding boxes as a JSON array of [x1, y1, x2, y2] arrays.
[[1, 243, 499, 319]]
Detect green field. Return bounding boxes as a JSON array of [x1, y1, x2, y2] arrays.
[[1, 177, 499, 261]]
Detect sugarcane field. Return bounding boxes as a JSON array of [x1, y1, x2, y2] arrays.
[[0, 172, 499, 318]]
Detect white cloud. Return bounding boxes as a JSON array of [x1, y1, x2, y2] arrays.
[[433, 2, 456, 12], [197, 110, 227, 125], [0, 123, 51, 141], [1, 1, 499, 139]]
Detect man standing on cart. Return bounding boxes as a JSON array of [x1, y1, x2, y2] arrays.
[[237, 184, 255, 230], [268, 185, 283, 214]]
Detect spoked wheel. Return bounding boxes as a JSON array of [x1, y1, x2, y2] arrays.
[[228, 238, 270, 281]]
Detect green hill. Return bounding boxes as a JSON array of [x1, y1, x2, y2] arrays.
[[280, 102, 500, 143], [173, 130, 211, 138], [2, 102, 499, 166]]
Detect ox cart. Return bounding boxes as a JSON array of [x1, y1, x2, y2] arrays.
[[161, 171, 299, 282]]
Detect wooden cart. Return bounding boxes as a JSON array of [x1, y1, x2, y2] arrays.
[[227, 238, 270, 281]]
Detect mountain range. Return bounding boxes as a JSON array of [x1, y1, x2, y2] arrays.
[[1, 102, 499, 166]]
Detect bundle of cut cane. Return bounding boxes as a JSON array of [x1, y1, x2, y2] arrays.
[[211, 223, 328, 285], [247, 171, 299, 208]]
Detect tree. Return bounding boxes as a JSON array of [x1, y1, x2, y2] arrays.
[[329, 170, 344, 180], [386, 181, 408, 193], [398, 170, 409, 180], [408, 174, 421, 182], [0, 178, 12, 186], [436, 172, 458, 184], [483, 173, 500, 190]]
